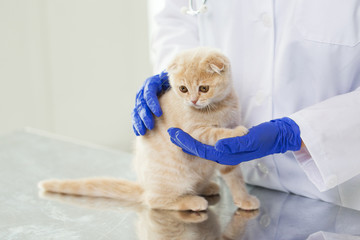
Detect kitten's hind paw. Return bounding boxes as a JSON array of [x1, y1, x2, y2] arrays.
[[178, 195, 209, 212], [153, 195, 209, 211], [174, 211, 209, 223], [189, 196, 209, 212]]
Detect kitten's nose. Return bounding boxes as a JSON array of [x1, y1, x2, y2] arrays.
[[191, 100, 198, 105]]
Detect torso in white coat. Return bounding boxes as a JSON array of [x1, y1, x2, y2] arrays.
[[149, 0, 360, 210]]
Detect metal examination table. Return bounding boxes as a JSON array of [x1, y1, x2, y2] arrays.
[[1, 130, 360, 239]]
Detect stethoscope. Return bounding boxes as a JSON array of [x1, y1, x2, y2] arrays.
[[181, 0, 208, 15]]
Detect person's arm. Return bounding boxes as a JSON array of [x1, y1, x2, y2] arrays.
[[168, 88, 360, 192], [290, 88, 360, 192], [168, 117, 302, 165], [132, 0, 200, 135]]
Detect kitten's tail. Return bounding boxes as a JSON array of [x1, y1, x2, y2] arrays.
[[38, 177, 144, 203]]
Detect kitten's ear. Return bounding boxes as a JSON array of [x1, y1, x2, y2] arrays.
[[205, 54, 229, 75], [209, 62, 224, 74]]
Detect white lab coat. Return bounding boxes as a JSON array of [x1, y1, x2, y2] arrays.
[[148, 0, 360, 211]]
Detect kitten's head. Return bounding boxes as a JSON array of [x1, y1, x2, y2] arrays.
[[166, 47, 232, 109]]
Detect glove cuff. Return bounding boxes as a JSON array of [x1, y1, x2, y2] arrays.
[[272, 117, 302, 153]]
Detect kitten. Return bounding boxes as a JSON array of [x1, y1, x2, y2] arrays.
[[39, 47, 260, 211]]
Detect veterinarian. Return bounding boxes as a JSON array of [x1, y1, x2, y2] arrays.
[[132, 1, 360, 211]]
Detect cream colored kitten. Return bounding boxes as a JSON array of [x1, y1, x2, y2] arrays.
[[39, 47, 260, 211]]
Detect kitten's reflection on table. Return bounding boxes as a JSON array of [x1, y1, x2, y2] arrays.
[[40, 192, 258, 240]]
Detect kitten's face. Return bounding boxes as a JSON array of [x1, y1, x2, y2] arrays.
[[167, 48, 231, 109], [171, 72, 229, 109]]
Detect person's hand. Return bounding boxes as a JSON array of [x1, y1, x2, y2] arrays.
[[167, 117, 302, 165], [132, 71, 170, 136]]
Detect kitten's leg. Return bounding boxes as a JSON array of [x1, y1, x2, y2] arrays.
[[191, 125, 259, 209], [219, 166, 260, 210], [147, 195, 208, 211], [200, 181, 220, 196], [192, 125, 248, 146]]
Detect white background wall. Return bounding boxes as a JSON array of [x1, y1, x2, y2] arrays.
[[0, 0, 152, 152]]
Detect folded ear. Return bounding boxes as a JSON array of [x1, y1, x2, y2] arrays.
[[209, 62, 225, 74], [204, 53, 229, 75]]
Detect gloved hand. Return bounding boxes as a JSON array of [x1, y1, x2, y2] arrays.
[[132, 71, 170, 136], [167, 117, 302, 165]]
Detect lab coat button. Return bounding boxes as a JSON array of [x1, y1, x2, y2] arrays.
[[260, 214, 271, 228], [257, 162, 269, 175], [260, 13, 272, 28]]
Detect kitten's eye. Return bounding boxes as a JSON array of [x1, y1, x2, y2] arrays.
[[199, 85, 209, 93], [179, 86, 188, 93]]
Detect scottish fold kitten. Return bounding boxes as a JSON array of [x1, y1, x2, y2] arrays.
[[39, 47, 260, 211]]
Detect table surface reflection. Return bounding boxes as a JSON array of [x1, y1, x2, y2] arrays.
[[1, 130, 360, 240]]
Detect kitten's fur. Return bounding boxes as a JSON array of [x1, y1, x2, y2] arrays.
[[39, 47, 260, 211]]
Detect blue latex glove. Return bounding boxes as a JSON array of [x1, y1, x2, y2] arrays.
[[132, 71, 170, 136], [167, 117, 302, 165]]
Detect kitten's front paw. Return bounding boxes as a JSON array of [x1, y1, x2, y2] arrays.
[[234, 126, 249, 137], [234, 195, 260, 210]]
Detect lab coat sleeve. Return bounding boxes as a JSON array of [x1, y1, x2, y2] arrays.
[[148, 0, 200, 73], [290, 88, 360, 192]]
